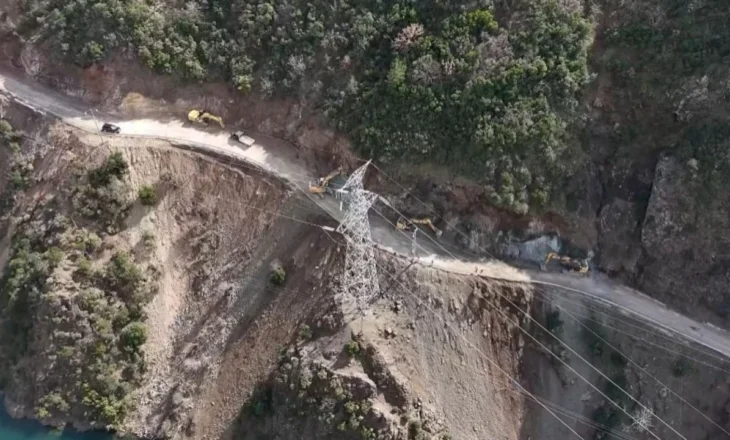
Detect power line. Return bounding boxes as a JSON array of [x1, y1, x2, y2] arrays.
[[532, 286, 730, 367], [79, 124, 692, 438], [7, 93, 719, 438], [361, 157, 730, 362], [23, 113, 725, 369], [11, 123, 610, 440], [370, 204, 682, 440], [553, 300, 730, 437], [362, 255, 588, 440], [532, 292, 730, 375], [389, 330, 642, 440]]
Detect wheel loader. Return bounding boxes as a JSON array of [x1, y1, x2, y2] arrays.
[[396, 216, 442, 238], [544, 252, 589, 274], [187, 109, 224, 128], [309, 167, 344, 198]]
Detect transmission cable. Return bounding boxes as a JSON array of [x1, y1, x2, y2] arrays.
[[370, 204, 683, 440]]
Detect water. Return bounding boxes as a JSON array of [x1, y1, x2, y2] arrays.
[[0, 403, 114, 440]]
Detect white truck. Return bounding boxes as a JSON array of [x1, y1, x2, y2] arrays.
[[230, 130, 255, 147]]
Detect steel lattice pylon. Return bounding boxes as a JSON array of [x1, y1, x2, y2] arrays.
[[336, 161, 380, 311]]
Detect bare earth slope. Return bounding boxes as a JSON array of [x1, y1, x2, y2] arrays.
[[2, 71, 729, 366], [0, 116, 530, 440]]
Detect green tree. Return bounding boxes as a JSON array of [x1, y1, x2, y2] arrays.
[[120, 322, 147, 355], [387, 58, 407, 87], [138, 184, 157, 206]]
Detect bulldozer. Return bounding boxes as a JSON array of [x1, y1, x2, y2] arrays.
[[544, 252, 589, 274], [396, 216, 442, 238], [187, 109, 224, 128], [309, 167, 344, 198]]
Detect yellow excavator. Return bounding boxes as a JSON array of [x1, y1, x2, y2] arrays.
[[187, 109, 224, 128], [396, 216, 442, 238], [545, 252, 589, 274], [309, 167, 344, 198]]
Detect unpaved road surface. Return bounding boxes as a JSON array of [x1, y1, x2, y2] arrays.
[[2, 71, 730, 361]]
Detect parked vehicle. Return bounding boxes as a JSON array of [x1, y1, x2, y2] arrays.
[[230, 130, 255, 146], [101, 123, 121, 134]]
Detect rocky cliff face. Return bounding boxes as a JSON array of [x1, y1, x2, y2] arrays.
[[638, 156, 730, 326]]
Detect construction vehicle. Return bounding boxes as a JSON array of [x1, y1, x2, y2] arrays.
[[396, 216, 442, 238], [309, 167, 344, 198], [187, 109, 224, 128], [544, 252, 589, 274]]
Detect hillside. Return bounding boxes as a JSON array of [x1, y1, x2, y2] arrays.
[[2, 0, 728, 328], [0, 104, 536, 440], [2, 0, 730, 439]]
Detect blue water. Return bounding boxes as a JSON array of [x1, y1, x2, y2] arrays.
[[0, 403, 114, 440]]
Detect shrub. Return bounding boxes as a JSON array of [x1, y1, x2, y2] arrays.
[[120, 322, 147, 356], [138, 185, 157, 206], [0, 119, 12, 134], [345, 339, 360, 358], [245, 385, 273, 417], [142, 230, 156, 249], [270, 266, 286, 286], [103, 252, 149, 316], [10, 170, 27, 189], [75, 153, 131, 228], [45, 247, 65, 267], [88, 152, 128, 188], [298, 324, 313, 341]]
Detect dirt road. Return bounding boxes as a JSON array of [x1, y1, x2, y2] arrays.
[[2, 71, 730, 362]]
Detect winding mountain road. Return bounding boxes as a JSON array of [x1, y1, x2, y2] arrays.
[[2, 71, 730, 361]]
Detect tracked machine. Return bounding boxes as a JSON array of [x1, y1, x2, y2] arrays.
[[396, 216, 443, 238], [544, 252, 589, 274], [309, 167, 345, 198], [187, 109, 225, 128]]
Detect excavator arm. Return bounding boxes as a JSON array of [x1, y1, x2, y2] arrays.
[[319, 167, 343, 187], [309, 167, 343, 197], [397, 217, 442, 238], [200, 112, 225, 128], [411, 218, 442, 238]]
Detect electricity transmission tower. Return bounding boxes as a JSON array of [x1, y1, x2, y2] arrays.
[[336, 160, 380, 313]]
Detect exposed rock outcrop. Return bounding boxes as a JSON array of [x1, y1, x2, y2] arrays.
[[639, 156, 730, 327]]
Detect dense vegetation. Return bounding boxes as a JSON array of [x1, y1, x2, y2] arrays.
[[0, 152, 153, 428], [20, 0, 591, 211], [598, 0, 730, 191], [0, 120, 34, 206]]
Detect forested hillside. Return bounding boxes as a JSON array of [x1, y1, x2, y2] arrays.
[[12, 0, 730, 326], [19, 0, 592, 212]]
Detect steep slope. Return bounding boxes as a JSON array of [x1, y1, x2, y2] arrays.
[[0, 105, 534, 440], [0, 106, 341, 436]]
